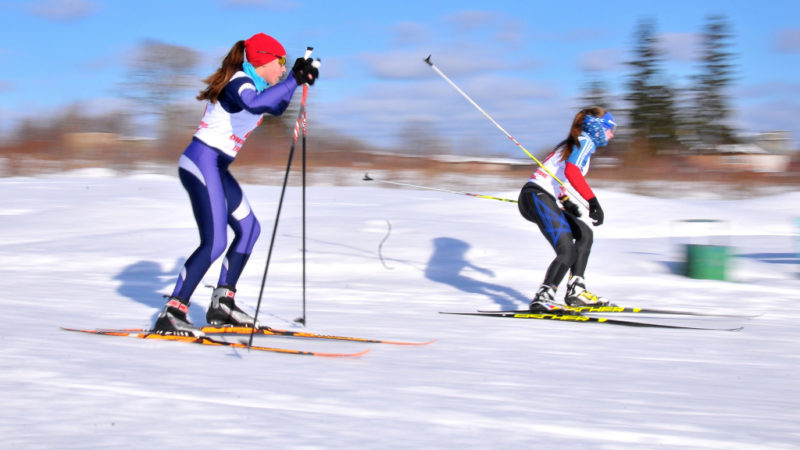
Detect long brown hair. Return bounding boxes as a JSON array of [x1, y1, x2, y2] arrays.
[[558, 106, 606, 161], [196, 40, 245, 103]]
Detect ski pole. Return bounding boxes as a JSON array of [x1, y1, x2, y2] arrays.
[[295, 47, 322, 326], [298, 59, 309, 327], [423, 55, 588, 210], [299, 49, 320, 327], [249, 47, 317, 349], [362, 173, 517, 203]]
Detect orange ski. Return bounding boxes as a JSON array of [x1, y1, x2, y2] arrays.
[[62, 327, 370, 358]]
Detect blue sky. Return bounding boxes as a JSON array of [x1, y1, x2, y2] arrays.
[[1, 0, 798, 156]]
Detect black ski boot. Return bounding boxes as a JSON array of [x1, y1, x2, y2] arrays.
[[565, 276, 613, 307], [153, 297, 205, 337], [206, 286, 258, 327], [529, 285, 572, 314]]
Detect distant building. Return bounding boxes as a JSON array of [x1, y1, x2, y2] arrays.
[[688, 131, 796, 173], [754, 131, 794, 155]]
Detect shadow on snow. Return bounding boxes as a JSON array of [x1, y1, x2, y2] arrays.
[[112, 259, 205, 325], [425, 237, 526, 309]]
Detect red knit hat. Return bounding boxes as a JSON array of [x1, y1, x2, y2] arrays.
[[244, 33, 286, 67]]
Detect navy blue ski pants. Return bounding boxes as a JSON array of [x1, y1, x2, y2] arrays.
[[171, 138, 261, 301]]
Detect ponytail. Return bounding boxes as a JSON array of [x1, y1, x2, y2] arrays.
[[559, 106, 606, 161], [196, 40, 245, 103]]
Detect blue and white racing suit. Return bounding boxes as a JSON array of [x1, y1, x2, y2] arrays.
[[171, 72, 299, 301]]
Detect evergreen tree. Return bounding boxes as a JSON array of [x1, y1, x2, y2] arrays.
[[625, 18, 679, 154], [580, 79, 623, 156], [692, 15, 737, 147], [580, 80, 615, 112]]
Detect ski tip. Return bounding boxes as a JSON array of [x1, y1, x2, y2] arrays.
[[677, 325, 745, 332], [62, 326, 141, 336], [353, 348, 372, 357], [318, 348, 371, 358], [382, 338, 437, 346]]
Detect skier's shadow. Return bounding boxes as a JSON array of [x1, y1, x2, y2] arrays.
[[113, 259, 206, 325], [425, 237, 526, 309]]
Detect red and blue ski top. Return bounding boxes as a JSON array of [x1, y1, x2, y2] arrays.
[[528, 132, 598, 201]]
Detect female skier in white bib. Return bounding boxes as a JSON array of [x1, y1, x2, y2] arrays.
[[154, 33, 318, 336], [518, 107, 616, 313]]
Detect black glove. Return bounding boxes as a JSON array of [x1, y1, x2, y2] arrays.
[[292, 57, 318, 86], [558, 195, 581, 217], [588, 197, 604, 226]]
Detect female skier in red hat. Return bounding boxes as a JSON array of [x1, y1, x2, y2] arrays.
[[154, 33, 318, 336]]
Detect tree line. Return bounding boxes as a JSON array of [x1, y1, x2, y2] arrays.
[[583, 15, 737, 156], [2, 15, 739, 164]]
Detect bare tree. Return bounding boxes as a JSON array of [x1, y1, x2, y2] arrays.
[[121, 40, 201, 140], [397, 120, 451, 156]]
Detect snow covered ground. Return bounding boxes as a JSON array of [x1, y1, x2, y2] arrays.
[[1, 169, 799, 449]]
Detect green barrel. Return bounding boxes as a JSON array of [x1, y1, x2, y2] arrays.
[[685, 244, 729, 280]]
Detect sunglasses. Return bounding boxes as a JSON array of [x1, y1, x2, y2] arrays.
[[257, 51, 286, 66]]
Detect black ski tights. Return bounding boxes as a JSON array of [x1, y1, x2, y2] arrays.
[[518, 183, 593, 288]]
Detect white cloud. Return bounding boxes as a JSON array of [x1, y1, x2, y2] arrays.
[[443, 10, 500, 33], [222, 0, 299, 10], [494, 21, 525, 47], [390, 22, 433, 46], [360, 43, 542, 81], [27, 0, 100, 21], [774, 28, 800, 53], [318, 12, 569, 156], [441, 10, 525, 47], [313, 71, 570, 156], [360, 51, 436, 79], [658, 32, 701, 62], [530, 28, 605, 43], [738, 81, 800, 99], [579, 48, 624, 72]]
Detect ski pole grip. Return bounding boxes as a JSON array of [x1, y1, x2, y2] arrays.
[[304, 47, 321, 68]]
